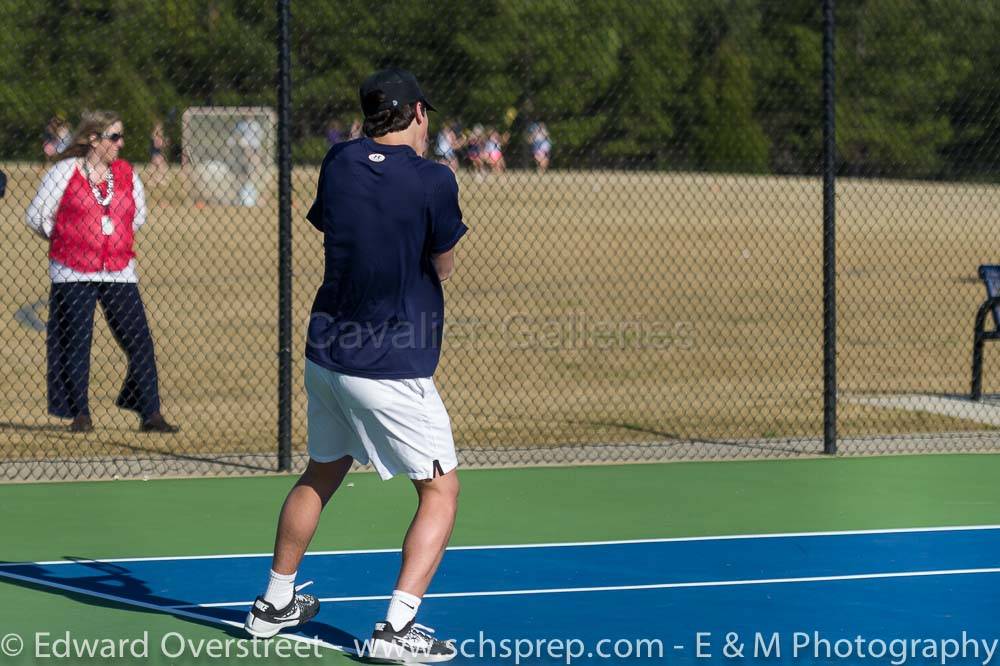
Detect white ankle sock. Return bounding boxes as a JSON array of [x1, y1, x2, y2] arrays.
[[385, 589, 421, 631], [263, 569, 296, 609]]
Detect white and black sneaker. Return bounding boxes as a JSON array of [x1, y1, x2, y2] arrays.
[[366, 620, 456, 663], [243, 583, 320, 639]]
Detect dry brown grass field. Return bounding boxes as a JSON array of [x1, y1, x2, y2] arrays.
[[1, 161, 997, 465]]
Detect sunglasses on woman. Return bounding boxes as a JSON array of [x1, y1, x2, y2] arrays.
[[101, 132, 125, 143]]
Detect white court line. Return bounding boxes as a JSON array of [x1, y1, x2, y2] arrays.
[[0, 569, 351, 655], [4, 523, 1000, 567], [3, 561, 999, 656], [169, 566, 1000, 610]]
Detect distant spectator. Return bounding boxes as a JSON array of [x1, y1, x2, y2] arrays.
[[528, 121, 552, 173], [465, 124, 486, 174], [348, 117, 363, 140], [434, 120, 463, 173], [325, 119, 345, 148], [149, 121, 168, 165], [484, 127, 509, 173], [231, 116, 265, 206], [148, 120, 169, 183], [43, 116, 72, 160], [25, 109, 179, 434]]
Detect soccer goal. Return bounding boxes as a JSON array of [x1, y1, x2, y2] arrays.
[[181, 106, 276, 206]]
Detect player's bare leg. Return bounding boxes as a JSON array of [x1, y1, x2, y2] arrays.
[[272, 456, 354, 574], [395, 469, 460, 596], [369, 469, 460, 661], [244, 456, 352, 638]]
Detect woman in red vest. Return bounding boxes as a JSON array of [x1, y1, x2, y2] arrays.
[[26, 110, 178, 434]]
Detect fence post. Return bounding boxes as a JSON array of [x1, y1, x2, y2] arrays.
[[822, 0, 837, 455], [277, 0, 293, 471]]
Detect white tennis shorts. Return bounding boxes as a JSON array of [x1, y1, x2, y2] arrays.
[[305, 359, 458, 480]]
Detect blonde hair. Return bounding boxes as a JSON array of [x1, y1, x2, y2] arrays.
[[57, 110, 121, 159]]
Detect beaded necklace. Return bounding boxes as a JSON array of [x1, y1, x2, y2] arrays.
[[82, 159, 114, 207]]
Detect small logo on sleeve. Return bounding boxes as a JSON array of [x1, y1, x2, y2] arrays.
[[368, 153, 386, 163]]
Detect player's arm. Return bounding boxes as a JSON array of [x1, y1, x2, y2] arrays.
[[428, 170, 466, 282], [306, 159, 328, 231], [431, 249, 455, 282]]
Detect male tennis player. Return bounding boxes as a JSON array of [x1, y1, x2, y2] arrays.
[[244, 69, 466, 664]]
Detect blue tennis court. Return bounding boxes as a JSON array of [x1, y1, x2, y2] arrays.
[[3, 525, 999, 663]]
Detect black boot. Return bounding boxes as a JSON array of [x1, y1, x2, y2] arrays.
[[140, 412, 179, 433], [69, 414, 93, 433]]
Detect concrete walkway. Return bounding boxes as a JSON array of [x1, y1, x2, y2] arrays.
[[847, 393, 1000, 427]]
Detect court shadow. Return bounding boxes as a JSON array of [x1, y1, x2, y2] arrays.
[[0, 420, 70, 433], [108, 440, 275, 473], [574, 419, 820, 455], [0, 557, 357, 650]]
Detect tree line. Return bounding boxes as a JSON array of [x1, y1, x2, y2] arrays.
[[1, 0, 997, 179]]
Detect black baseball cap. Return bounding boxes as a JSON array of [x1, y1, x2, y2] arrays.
[[359, 68, 436, 117]]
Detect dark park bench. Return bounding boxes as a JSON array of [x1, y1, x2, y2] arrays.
[[971, 264, 1000, 400]]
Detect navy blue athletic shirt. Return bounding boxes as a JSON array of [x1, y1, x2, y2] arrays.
[[305, 137, 467, 379]]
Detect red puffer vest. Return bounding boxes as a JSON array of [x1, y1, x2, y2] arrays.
[[49, 160, 136, 272]]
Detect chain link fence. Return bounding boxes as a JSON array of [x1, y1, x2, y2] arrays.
[[1, 0, 998, 481], [1, 1, 281, 480]]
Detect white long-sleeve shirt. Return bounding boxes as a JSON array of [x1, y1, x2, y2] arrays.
[[26, 158, 148, 283]]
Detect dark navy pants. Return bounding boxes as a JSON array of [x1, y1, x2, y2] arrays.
[[47, 282, 161, 419]]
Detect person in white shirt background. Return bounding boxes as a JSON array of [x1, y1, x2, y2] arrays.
[[26, 110, 178, 434]]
